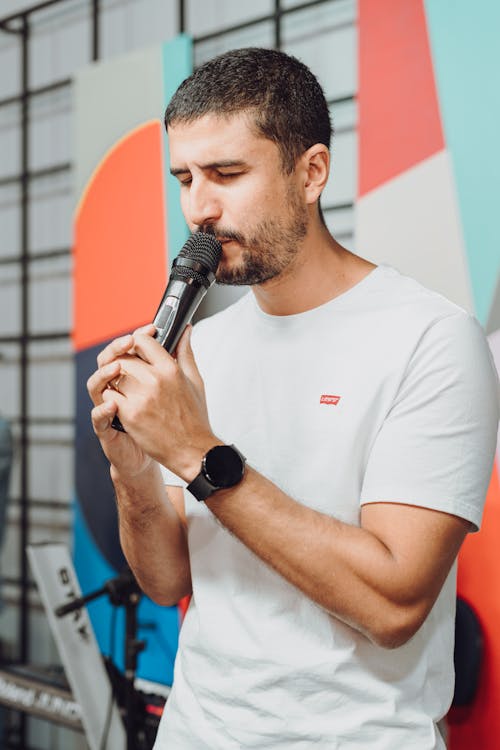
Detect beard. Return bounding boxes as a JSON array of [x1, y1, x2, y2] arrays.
[[199, 184, 308, 286]]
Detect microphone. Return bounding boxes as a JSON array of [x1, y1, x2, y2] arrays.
[[111, 232, 222, 432]]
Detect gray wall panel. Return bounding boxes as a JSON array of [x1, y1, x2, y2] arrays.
[[0, 264, 21, 335], [100, 0, 178, 59], [0, 102, 21, 178], [188, 0, 273, 36], [28, 443, 74, 502], [29, 172, 73, 252], [29, 88, 72, 171], [29, 1, 91, 88], [0, 34, 20, 99], [283, 0, 356, 101], [195, 21, 275, 66], [0, 183, 21, 258], [29, 256, 71, 333]]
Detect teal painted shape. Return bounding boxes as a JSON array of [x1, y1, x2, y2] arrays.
[[162, 35, 193, 259], [73, 498, 179, 685], [424, 1, 500, 325]]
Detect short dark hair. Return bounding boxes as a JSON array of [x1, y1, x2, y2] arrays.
[[165, 47, 332, 174]]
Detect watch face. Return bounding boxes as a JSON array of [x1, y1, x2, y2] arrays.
[[204, 445, 245, 488]]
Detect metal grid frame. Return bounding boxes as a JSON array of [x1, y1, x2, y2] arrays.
[[0, 0, 353, 745]]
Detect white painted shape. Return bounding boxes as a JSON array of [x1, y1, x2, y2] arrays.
[[356, 149, 473, 313], [74, 45, 164, 200]]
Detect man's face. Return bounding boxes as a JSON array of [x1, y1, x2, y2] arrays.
[[168, 113, 309, 285]]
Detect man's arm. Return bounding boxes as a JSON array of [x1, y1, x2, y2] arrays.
[[113, 468, 191, 606], [203, 468, 469, 648], [87, 330, 191, 606]]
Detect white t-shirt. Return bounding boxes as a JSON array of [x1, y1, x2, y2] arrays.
[[155, 265, 499, 749]]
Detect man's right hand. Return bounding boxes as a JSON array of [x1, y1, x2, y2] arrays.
[[87, 329, 155, 480]]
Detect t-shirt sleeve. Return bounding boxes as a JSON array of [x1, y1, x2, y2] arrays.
[[360, 312, 500, 530]]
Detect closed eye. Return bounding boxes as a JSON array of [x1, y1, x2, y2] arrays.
[[217, 171, 243, 180]]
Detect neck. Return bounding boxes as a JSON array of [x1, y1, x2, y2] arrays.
[[252, 219, 376, 316]]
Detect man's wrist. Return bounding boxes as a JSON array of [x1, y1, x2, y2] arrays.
[[186, 444, 247, 502], [110, 460, 157, 488], [173, 435, 225, 484]]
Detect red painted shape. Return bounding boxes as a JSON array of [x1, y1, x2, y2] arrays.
[[178, 595, 190, 623], [358, 0, 445, 197], [448, 460, 500, 748], [73, 121, 168, 352]]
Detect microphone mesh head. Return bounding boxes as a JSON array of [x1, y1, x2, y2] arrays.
[[178, 232, 222, 272]]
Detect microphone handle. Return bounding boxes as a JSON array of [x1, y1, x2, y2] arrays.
[[111, 279, 208, 433]]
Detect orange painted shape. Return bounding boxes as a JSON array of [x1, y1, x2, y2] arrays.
[[449, 460, 500, 748], [358, 0, 445, 197], [73, 121, 168, 352]]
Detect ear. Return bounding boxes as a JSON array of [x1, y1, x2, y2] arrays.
[[300, 144, 330, 206]]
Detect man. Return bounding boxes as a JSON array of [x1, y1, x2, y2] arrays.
[[87, 49, 499, 749]]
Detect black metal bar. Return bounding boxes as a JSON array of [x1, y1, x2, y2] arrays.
[[274, 0, 281, 50], [0, 78, 72, 110], [0, 20, 21, 34], [0, 0, 68, 26], [0, 162, 72, 188], [9, 499, 72, 510], [18, 19, 30, 748], [92, 0, 99, 61], [2, 578, 37, 590], [15, 416, 74, 425], [194, 0, 335, 43], [0, 332, 69, 344], [178, 0, 185, 34], [0, 247, 71, 266]]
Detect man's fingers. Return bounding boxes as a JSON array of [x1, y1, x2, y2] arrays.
[[132, 332, 173, 367], [87, 359, 121, 405], [96, 334, 134, 369], [133, 323, 157, 337], [91, 399, 118, 436]]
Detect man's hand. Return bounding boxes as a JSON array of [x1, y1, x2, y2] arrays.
[[95, 324, 217, 480], [87, 329, 156, 480]]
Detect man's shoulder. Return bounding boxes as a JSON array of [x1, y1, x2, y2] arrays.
[[364, 265, 473, 335]]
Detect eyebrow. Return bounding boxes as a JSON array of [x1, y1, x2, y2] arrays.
[[170, 160, 248, 176]]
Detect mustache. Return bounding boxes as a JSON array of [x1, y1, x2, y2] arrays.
[[197, 225, 246, 245]]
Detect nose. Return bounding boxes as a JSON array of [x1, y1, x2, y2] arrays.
[[185, 177, 222, 229]]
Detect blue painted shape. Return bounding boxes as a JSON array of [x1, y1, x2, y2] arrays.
[[74, 498, 179, 685], [75, 341, 126, 572], [162, 34, 193, 259], [424, 1, 500, 325]]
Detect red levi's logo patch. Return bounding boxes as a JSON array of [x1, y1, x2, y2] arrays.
[[320, 394, 341, 406]]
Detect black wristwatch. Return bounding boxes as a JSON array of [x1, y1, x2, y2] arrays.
[[187, 444, 246, 502]]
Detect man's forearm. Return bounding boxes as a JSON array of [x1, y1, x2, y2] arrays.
[[112, 463, 192, 606], [204, 466, 467, 648]]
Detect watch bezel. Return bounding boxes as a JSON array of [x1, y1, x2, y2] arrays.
[[202, 444, 246, 489]]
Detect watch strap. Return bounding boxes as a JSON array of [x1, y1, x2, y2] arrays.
[[187, 472, 217, 503]]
